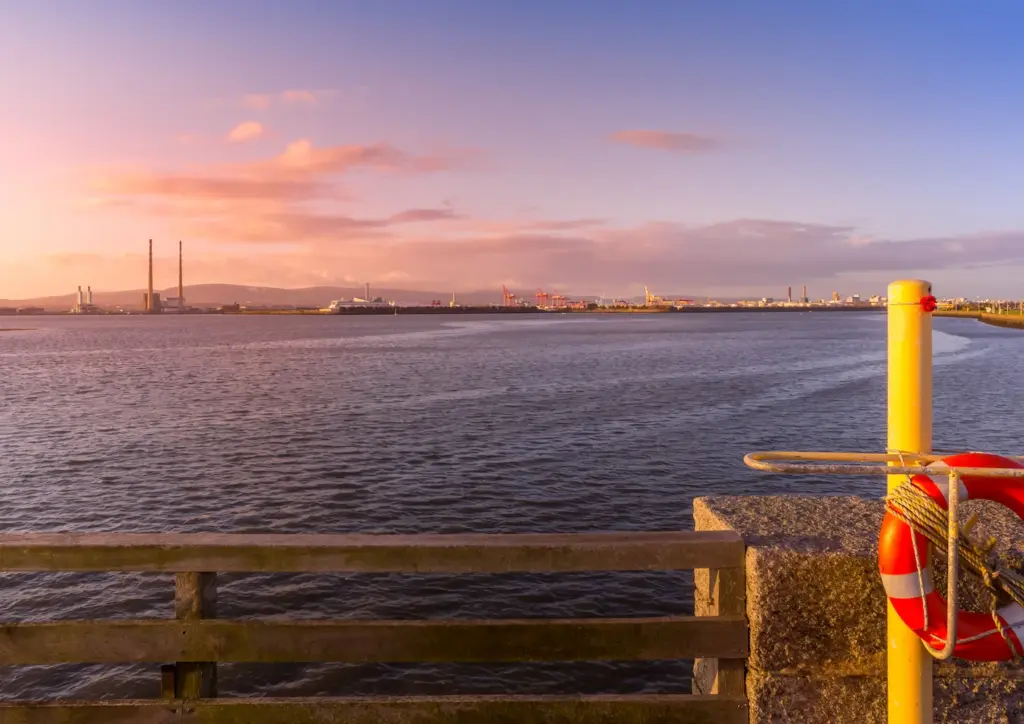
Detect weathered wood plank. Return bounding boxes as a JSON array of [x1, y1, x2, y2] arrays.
[[0, 695, 748, 724], [693, 565, 747, 698], [0, 616, 748, 665], [0, 531, 743, 573], [710, 566, 746, 697], [175, 572, 217, 699]]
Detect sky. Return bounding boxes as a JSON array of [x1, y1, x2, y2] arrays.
[[3, 1, 1024, 300]]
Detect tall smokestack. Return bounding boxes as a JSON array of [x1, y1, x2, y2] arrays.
[[147, 239, 154, 312], [77, 286, 83, 307], [87, 286, 93, 305], [178, 240, 184, 307], [365, 282, 370, 301], [802, 284, 808, 302], [787, 286, 792, 303]]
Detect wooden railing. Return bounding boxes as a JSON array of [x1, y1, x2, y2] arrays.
[[0, 530, 748, 723]]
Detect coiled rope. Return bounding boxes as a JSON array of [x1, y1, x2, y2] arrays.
[[886, 481, 1024, 659]]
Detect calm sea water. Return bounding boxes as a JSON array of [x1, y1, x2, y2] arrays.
[[0, 312, 1019, 698]]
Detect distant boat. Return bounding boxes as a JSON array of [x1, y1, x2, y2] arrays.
[[325, 298, 394, 313]]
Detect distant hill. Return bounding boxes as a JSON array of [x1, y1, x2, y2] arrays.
[[0, 284, 508, 310]]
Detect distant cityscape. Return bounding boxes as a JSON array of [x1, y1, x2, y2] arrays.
[[0, 239, 1020, 316]]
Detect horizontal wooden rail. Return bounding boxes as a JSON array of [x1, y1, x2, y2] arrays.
[[0, 530, 743, 573], [0, 616, 747, 665], [0, 530, 749, 721], [0, 695, 748, 724]]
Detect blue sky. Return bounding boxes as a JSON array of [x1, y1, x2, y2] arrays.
[[2, 0, 1023, 298]]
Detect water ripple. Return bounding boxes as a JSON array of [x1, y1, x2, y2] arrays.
[[0, 312, 1017, 698]]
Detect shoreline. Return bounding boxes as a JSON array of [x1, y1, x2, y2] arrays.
[[1, 305, 884, 318], [935, 310, 1024, 329]]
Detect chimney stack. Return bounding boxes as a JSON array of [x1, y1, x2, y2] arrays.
[[365, 282, 370, 301], [87, 286, 93, 305], [787, 286, 792, 303], [77, 286, 83, 307], [178, 240, 184, 307], [147, 239, 154, 312], [802, 284, 808, 302]]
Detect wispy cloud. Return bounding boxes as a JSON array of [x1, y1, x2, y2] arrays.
[[73, 124, 1024, 294], [187, 207, 463, 244], [24, 220, 1024, 296], [88, 138, 480, 204], [227, 121, 266, 143], [609, 130, 722, 152], [82, 137, 482, 243], [241, 89, 336, 110]]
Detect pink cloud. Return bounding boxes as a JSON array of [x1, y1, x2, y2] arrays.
[[521, 218, 608, 232], [9, 221, 1024, 299], [227, 121, 266, 143], [170, 219, 1024, 290], [241, 89, 335, 110], [184, 206, 461, 244], [609, 130, 721, 152], [281, 89, 320, 105], [85, 139, 480, 218], [241, 94, 273, 110], [388, 208, 461, 223], [272, 139, 486, 175], [91, 173, 324, 202], [70, 125, 1024, 297]]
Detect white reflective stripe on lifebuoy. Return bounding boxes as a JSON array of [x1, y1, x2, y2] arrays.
[[926, 469, 970, 504], [880, 569, 934, 599], [996, 602, 1024, 631]]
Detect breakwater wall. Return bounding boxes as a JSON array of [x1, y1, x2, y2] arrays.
[[976, 314, 1024, 330], [936, 310, 1024, 329], [693, 496, 1024, 723]]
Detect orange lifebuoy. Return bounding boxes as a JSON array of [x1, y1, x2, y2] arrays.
[[879, 452, 1024, 661]]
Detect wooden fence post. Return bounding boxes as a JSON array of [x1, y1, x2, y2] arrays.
[[175, 572, 217, 699], [693, 565, 746, 698]]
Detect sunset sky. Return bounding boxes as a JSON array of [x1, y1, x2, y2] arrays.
[[3, 1, 1024, 299]]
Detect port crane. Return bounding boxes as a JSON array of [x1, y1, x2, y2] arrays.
[[536, 289, 550, 307], [501, 285, 517, 307]]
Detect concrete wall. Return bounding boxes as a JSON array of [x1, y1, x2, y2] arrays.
[[693, 495, 1024, 724]]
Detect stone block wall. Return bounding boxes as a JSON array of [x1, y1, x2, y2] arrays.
[[693, 495, 1024, 723]]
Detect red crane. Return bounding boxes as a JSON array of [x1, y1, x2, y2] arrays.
[[536, 289, 550, 307], [502, 285, 517, 307]]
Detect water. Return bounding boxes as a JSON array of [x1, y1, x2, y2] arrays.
[[0, 312, 1019, 698]]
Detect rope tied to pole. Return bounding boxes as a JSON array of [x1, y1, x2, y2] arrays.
[[884, 295, 938, 312], [885, 481, 1024, 661]]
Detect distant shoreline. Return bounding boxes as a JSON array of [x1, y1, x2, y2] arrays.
[[239, 305, 884, 316], [1, 304, 885, 318], [935, 310, 1024, 330]]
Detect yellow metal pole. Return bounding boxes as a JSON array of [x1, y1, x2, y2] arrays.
[[887, 279, 933, 723]]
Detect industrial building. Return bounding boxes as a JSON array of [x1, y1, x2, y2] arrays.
[[71, 286, 100, 314]]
